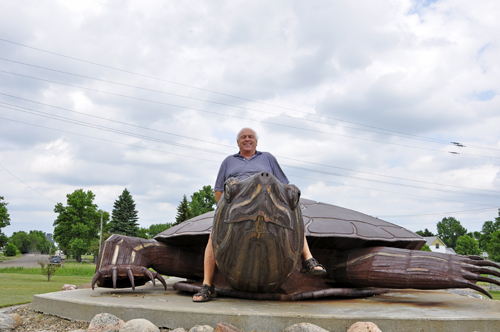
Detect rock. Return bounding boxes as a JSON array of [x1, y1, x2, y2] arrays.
[[70, 330, 89, 332], [7, 313, 22, 328], [216, 322, 242, 332], [119, 318, 160, 332], [88, 313, 125, 332], [347, 322, 382, 332], [0, 313, 15, 330], [62, 284, 78, 291], [189, 325, 214, 332], [282, 323, 328, 332], [171, 328, 188, 332]]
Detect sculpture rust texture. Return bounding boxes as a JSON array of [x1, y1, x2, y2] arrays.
[[92, 172, 500, 300]]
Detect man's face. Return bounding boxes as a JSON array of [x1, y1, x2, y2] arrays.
[[237, 129, 257, 155]]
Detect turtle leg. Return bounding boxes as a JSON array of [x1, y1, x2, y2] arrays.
[[92, 234, 172, 290], [332, 246, 500, 299]]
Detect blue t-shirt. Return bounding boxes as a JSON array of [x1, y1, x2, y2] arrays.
[[214, 151, 289, 191]]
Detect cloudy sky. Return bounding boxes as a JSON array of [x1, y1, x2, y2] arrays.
[[1, 0, 499, 238]]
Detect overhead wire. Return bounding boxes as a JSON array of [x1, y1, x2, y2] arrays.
[[3, 102, 500, 201], [4, 93, 499, 195], [0, 38, 455, 144], [0, 57, 455, 145], [2, 113, 498, 209], [1, 38, 499, 220], [3, 69, 498, 159]]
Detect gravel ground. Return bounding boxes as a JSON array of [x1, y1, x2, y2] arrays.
[[6, 304, 172, 332], [10, 304, 89, 331]]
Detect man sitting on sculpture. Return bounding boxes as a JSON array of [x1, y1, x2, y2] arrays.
[[193, 127, 327, 302]]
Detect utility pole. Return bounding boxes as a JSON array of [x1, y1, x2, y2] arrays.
[[99, 210, 103, 258]]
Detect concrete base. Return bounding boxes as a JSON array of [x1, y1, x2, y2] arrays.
[[32, 278, 500, 332]]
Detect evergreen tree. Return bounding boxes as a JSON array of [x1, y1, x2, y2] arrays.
[[109, 188, 139, 236], [416, 228, 435, 237], [175, 195, 191, 225]]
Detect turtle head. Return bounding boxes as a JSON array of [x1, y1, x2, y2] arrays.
[[212, 172, 304, 293]]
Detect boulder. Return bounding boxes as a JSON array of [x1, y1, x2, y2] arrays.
[[347, 322, 382, 332], [7, 313, 22, 328], [171, 328, 187, 332], [62, 284, 78, 291], [88, 313, 125, 332], [216, 322, 242, 332], [282, 323, 328, 332], [119, 318, 160, 332], [0, 313, 15, 331], [189, 325, 214, 332]]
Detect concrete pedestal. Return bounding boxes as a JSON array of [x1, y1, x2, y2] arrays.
[[32, 278, 500, 332]]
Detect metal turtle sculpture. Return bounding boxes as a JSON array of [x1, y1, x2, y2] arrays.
[[92, 172, 500, 300]]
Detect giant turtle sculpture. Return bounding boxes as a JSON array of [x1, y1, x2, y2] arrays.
[[92, 172, 500, 300]]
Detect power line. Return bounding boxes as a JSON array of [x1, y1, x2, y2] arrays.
[[1, 38, 478, 147], [0, 162, 56, 203], [0, 57, 455, 145], [3, 104, 500, 201], [2, 93, 499, 195], [378, 207, 498, 218], [2, 115, 497, 213], [3, 69, 497, 159]]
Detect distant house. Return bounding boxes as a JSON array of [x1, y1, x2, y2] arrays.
[[423, 236, 455, 255]]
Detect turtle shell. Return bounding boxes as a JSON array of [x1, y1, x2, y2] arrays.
[[155, 198, 425, 251]]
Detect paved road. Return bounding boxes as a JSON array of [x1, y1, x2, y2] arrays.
[[0, 254, 51, 268]]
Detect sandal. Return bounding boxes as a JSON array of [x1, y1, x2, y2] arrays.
[[192, 284, 217, 302], [300, 258, 327, 275]]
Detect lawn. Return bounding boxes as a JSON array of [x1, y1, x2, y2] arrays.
[[0, 273, 92, 308], [488, 290, 500, 301]]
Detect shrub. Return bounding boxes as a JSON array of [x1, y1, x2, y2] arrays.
[[4, 243, 18, 256]]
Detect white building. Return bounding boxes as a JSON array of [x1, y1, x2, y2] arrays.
[[423, 236, 456, 255]]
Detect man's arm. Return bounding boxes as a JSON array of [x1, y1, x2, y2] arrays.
[[215, 191, 222, 204]]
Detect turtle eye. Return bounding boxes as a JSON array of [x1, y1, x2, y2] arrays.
[[286, 185, 301, 210]]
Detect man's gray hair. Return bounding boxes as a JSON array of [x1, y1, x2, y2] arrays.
[[236, 128, 258, 141]]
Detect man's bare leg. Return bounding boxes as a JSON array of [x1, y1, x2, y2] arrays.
[[302, 235, 325, 272], [193, 234, 215, 301]]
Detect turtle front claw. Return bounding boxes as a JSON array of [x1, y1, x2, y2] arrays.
[[92, 265, 167, 291]]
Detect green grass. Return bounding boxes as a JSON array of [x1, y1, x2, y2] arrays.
[[0, 264, 95, 277], [0, 273, 92, 308], [488, 290, 500, 301]]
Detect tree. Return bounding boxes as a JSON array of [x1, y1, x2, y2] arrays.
[[4, 243, 17, 256], [175, 195, 191, 225], [487, 230, 500, 262], [0, 196, 11, 248], [189, 185, 216, 217], [436, 217, 467, 248], [53, 189, 103, 262], [109, 188, 139, 236], [479, 210, 500, 250], [174, 186, 216, 226], [420, 244, 431, 252], [38, 260, 61, 282], [137, 223, 173, 239], [455, 235, 481, 256], [416, 228, 435, 237], [9, 231, 30, 253]]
